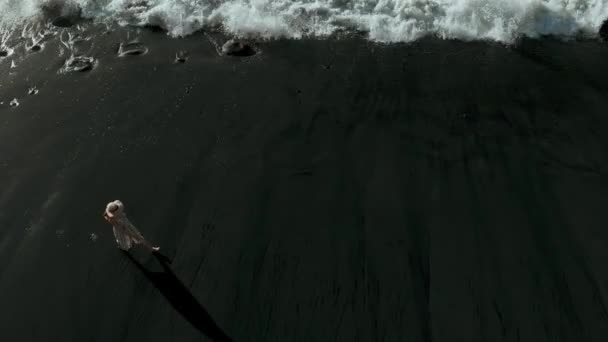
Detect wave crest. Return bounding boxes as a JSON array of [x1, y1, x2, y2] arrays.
[[0, 0, 606, 43]]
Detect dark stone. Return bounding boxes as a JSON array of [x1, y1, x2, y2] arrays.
[[221, 39, 257, 57], [600, 20, 608, 41], [43, 0, 83, 27], [0, 50, 8, 57], [143, 24, 167, 33], [42, 0, 82, 27], [52, 16, 79, 28]]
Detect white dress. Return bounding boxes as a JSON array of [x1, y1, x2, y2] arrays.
[[105, 200, 146, 251]]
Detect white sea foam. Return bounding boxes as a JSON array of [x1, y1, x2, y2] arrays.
[[0, 0, 606, 43]]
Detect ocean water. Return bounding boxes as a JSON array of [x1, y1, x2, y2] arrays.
[[0, 0, 606, 43]]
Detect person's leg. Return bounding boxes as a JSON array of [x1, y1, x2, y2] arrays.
[[127, 230, 159, 253], [140, 239, 160, 253]]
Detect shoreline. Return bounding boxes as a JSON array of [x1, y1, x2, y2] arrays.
[[1, 24, 608, 341]]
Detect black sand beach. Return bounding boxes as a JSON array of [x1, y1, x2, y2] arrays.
[[1, 26, 608, 341]]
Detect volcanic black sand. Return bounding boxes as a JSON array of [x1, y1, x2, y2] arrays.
[[1, 25, 608, 341]]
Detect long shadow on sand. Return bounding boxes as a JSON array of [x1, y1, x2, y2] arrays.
[[126, 253, 233, 342]]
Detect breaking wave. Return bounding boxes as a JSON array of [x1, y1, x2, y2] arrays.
[[0, 0, 607, 43]]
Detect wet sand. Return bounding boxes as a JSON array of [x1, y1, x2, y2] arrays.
[[1, 26, 608, 341]]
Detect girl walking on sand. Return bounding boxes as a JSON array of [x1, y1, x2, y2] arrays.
[[103, 200, 160, 252]]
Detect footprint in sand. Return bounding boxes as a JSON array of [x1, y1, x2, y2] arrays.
[[117, 40, 149, 57], [62, 55, 96, 73]]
